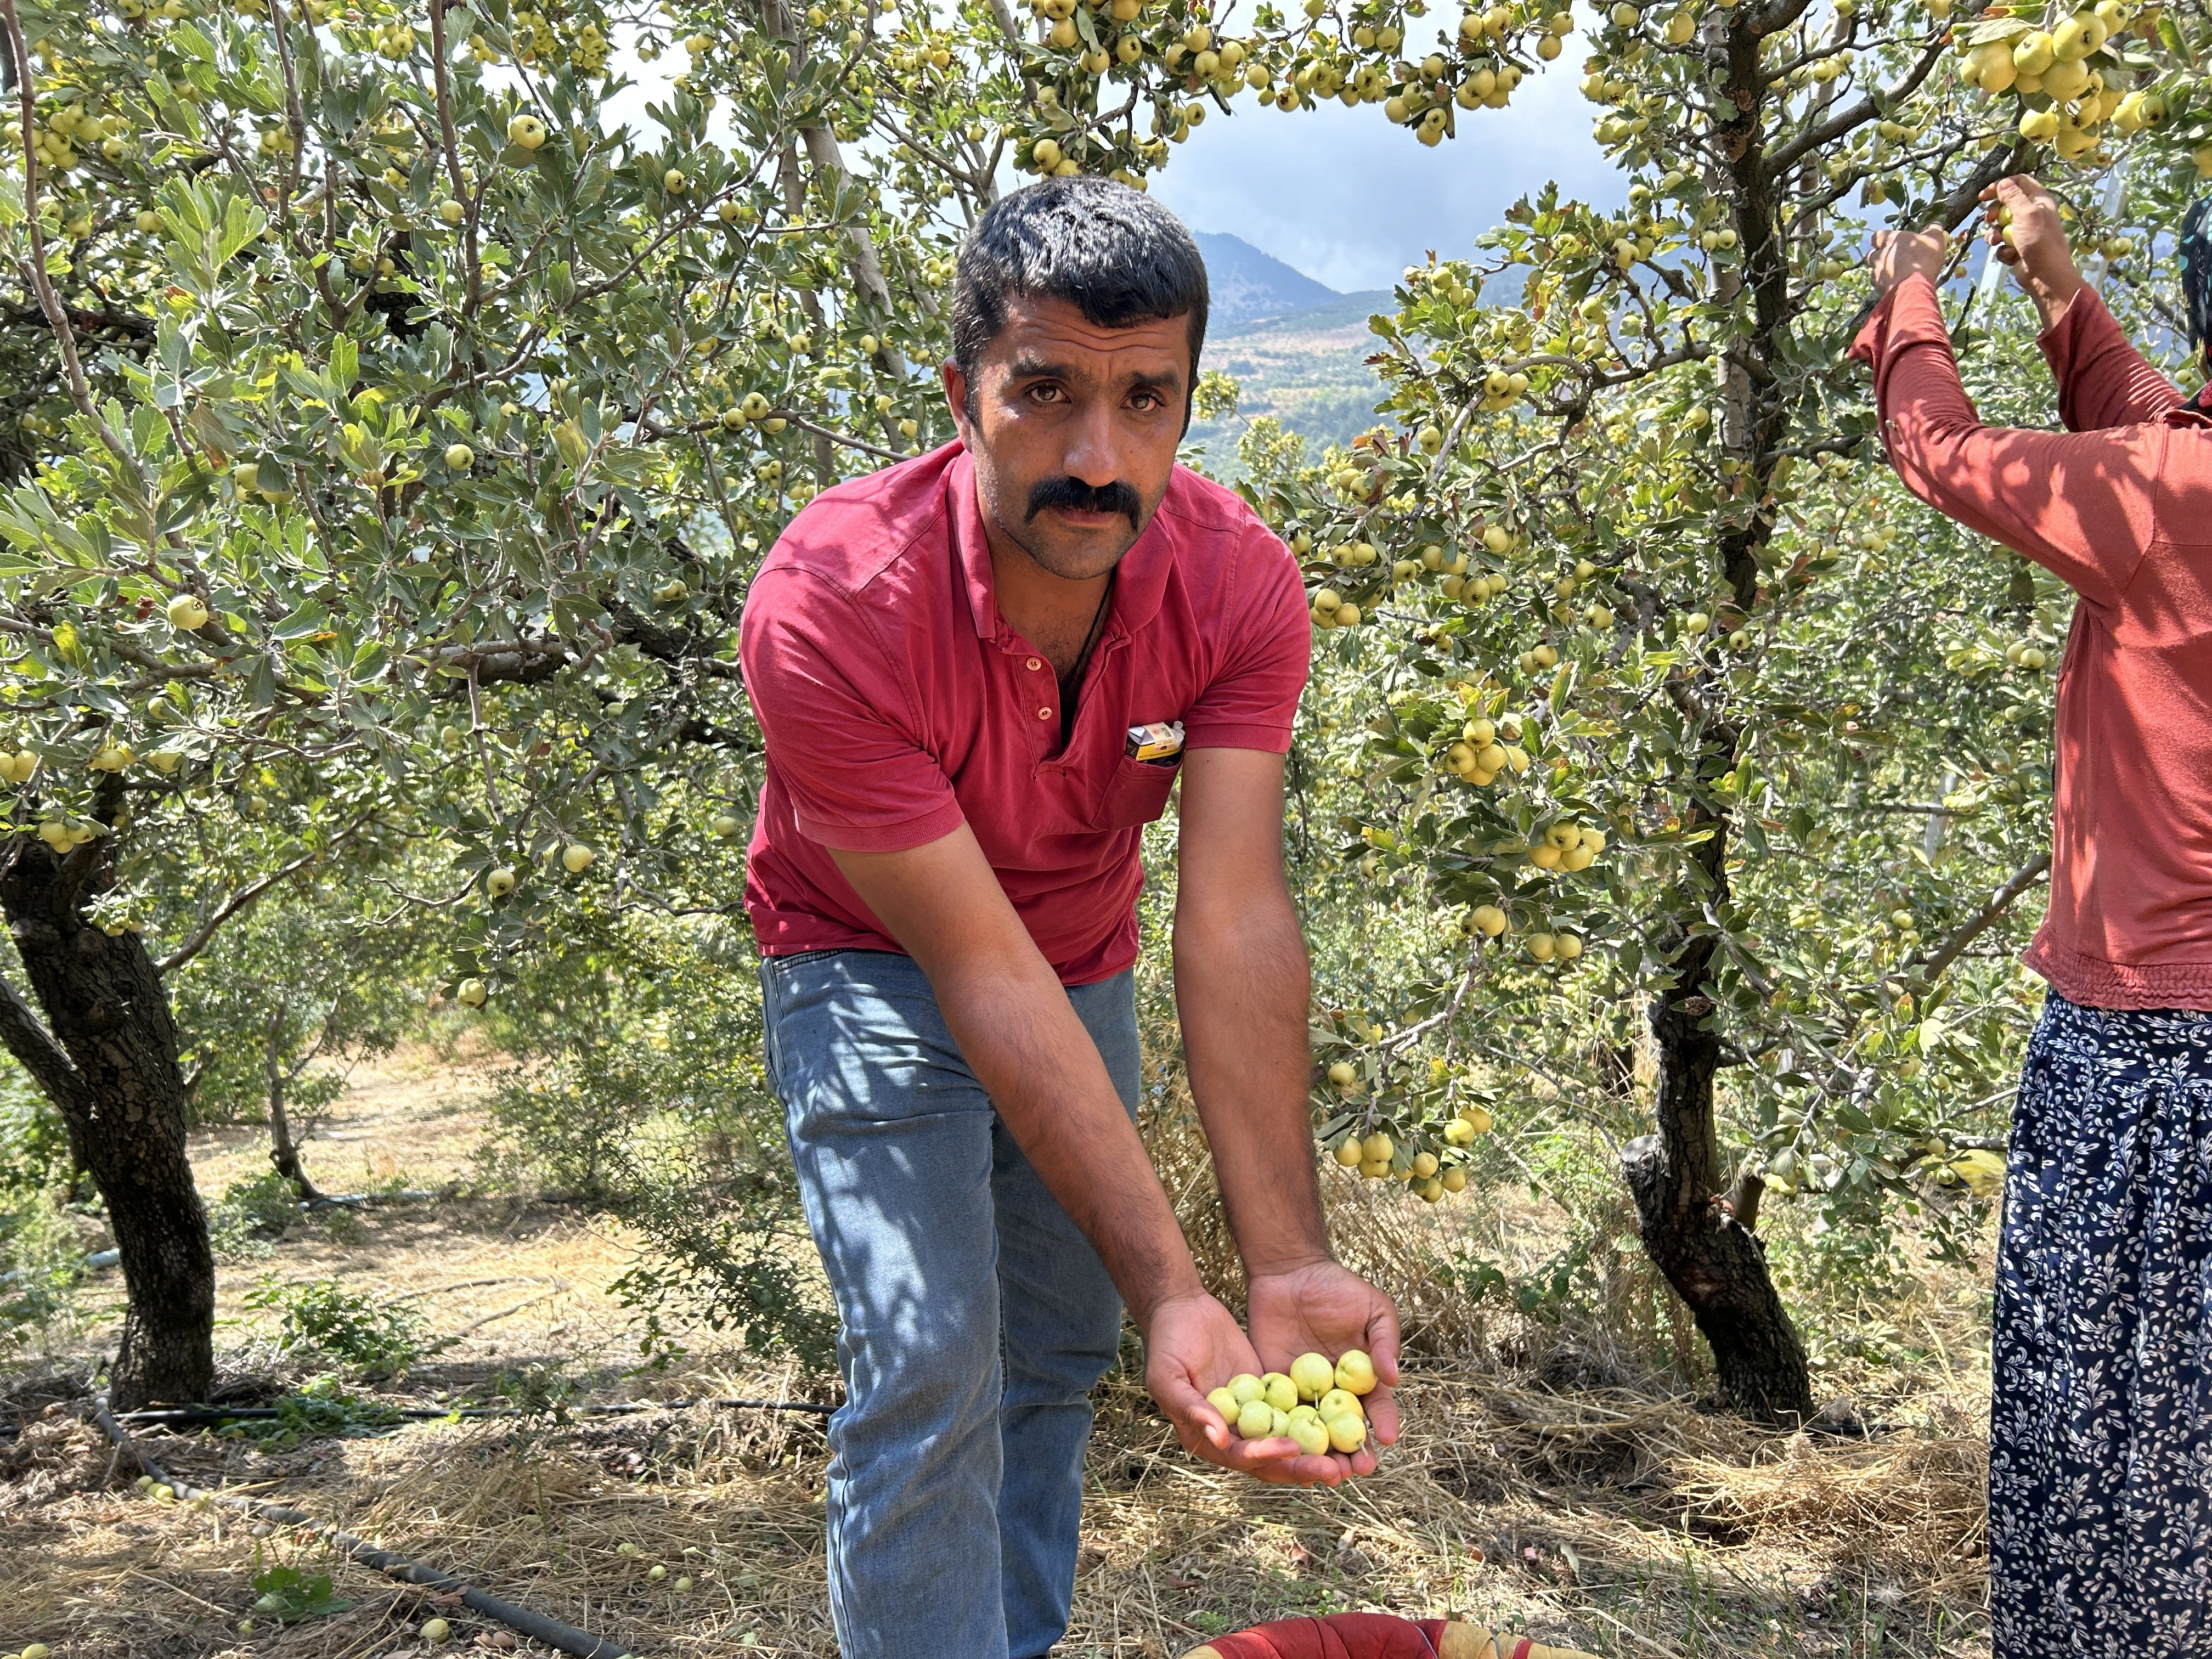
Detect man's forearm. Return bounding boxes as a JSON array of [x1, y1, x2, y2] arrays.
[[925, 949, 1205, 1325], [1174, 891, 1330, 1276]]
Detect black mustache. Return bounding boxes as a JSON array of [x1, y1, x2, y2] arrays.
[[1026, 476, 1142, 530]]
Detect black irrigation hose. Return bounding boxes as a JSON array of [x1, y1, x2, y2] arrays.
[[112, 1396, 839, 1429], [93, 1396, 808, 1659]]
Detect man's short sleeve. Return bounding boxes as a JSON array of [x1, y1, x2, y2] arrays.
[[1182, 526, 1312, 754], [740, 567, 967, 852]]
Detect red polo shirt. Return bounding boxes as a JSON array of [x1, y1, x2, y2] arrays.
[[739, 442, 1310, 985]]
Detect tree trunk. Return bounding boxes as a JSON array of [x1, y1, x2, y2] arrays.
[[264, 1003, 321, 1200], [0, 830, 213, 1409], [1620, 808, 1813, 1425]]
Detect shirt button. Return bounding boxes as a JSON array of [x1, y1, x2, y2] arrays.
[[1037, 707, 1052, 720], [1026, 657, 1043, 672]]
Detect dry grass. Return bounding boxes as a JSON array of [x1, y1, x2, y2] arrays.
[[1, 1050, 1996, 1659], [0, 1362, 1991, 1659]]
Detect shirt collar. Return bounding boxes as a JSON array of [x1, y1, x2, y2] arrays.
[[947, 444, 1174, 648]]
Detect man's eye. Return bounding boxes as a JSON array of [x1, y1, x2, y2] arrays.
[[1131, 391, 1163, 411], [1026, 383, 1064, 404]]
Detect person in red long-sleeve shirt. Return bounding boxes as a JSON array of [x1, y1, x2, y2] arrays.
[[1857, 176, 2212, 1658]]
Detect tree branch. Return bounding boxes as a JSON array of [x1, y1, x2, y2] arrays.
[[155, 826, 369, 975], [1, 0, 138, 475], [1905, 848, 2052, 988], [0, 963, 88, 1116]]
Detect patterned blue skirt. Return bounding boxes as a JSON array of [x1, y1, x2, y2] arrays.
[[1993, 992, 2212, 1657]]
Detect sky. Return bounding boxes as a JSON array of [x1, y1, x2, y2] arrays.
[[597, 31, 1621, 297], [1145, 50, 1619, 293]]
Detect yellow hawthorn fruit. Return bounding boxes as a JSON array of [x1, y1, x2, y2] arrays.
[[456, 977, 488, 1007], [1470, 904, 1508, 938], [1410, 1150, 1438, 1178], [1335, 603, 1361, 627], [1207, 1385, 1240, 1421], [1288, 1414, 1331, 1455], [1326, 1060, 1358, 1087], [1235, 1398, 1276, 1438], [1483, 524, 1512, 554], [1262, 1372, 1299, 1412], [166, 594, 210, 631], [1527, 932, 1558, 962], [1317, 1387, 1361, 1420], [1555, 932, 1584, 961], [1290, 1351, 1335, 1401], [445, 442, 475, 471], [486, 866, 517, 896], [664, 168, 687, 193], [1334, 1350, 1378, 1395], [439, 198, 466, 224], [561, 843, 595, 873], [421, 1618, 452, 1644], [1333, 1138, 1364, 1167], [2012, 30, 2055, 75], [1460, 1104, 1496, 1134], [508, 114, 549, 148], [713, 812, 744, 838], [648, 1564, 668, 1582], [136, 208, 161, 233], [1325, 1412, 1367, 1452], [1228, 1372, 1265, 1405], [1360, 1131, 1395, 1164], [1444, 1118, 1476, 1147], [1442, 1166, 1468, 1193], [1359, 1158, 1392, 1179]]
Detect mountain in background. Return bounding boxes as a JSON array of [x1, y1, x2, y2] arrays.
[[1194, 232, 1344, 330], [1187, 234, 1392, 479]]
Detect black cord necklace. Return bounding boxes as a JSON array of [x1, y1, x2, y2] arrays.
[[1058, 572, 1115, 746]]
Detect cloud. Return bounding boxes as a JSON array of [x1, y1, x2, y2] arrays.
[[1146, 52, 1620, 292]]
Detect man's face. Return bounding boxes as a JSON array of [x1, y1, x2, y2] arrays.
[[944, 295, 1190, 582]]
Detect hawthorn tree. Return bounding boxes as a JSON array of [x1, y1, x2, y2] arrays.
[[1165, 0, 2209, 1416], [13, 0, 2211, 1426], [0, 0, 997, 1404]]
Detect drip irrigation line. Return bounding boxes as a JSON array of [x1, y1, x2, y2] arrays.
[[110, 1395, 839, 1429], [93, 1398, 633, 1659]]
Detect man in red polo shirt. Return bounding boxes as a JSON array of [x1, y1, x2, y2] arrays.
[[740, 177, 1401, 1659]]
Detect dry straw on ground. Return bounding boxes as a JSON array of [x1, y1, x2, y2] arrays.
[[1, 1047, 1996, 1658], [0, 1355, 1991, 1659]]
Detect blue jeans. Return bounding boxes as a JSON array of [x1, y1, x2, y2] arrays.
[[759, 949, 1139, 1659]]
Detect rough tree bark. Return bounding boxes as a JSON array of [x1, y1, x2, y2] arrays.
[[264, 1002, 323, 1201], [0, 823, 213, 1409], [1620, 811, 1814, 1424]]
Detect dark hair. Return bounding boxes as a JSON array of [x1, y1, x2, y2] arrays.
[[950, 176, 1209, 414]]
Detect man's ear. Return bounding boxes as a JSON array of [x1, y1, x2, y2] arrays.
[[942, 359, 976, 447]]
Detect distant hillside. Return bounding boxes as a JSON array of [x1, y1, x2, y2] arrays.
[[1194, 232, 1341, 329], [1187, 290, 1395, 481]]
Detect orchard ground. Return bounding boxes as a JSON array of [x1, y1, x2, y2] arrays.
[[0, 1046, 1994, 1658]]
